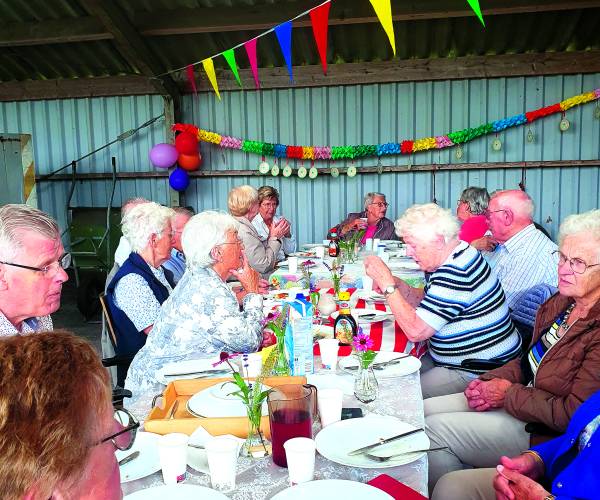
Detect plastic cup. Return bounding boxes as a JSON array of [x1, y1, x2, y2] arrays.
[[365, 238, 373, 251], [362, 275, 373, 292], [318, 388, 343, 428], [315, 246, 325, 259], [205, 436, 239, 492], [283, 437, 316, 485], [158, 433, 188, 485], [318, 338, 339, 371], [288, 256, 298, 273]]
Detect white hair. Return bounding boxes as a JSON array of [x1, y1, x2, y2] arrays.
[[121, 202, 174, 253], [558, 209, 600, 252], [395, 203, 460, 243], [363, 192, 386, 210], [182, 211, 240, 268], [493, 190, 534, 220]]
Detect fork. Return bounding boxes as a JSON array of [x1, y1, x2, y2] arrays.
[[365, 446, 448, 462]]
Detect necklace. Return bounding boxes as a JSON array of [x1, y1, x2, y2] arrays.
[[559, 303, 577, 336]]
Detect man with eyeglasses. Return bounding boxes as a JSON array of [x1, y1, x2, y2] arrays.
[[335, 192, 399, 242], [0, 204, 69, 336], [483, 190, 558, 310], [162, 206, 193, 287]]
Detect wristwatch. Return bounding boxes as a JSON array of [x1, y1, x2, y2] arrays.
[[383, 284, 398, 297]]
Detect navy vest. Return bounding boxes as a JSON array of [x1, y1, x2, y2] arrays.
[[105, 252, 170, 356]]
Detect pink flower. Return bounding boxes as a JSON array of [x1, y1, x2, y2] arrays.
[[353, 332, 374, 352]]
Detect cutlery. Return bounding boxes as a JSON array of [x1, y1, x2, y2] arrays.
[[118, 451, 140, 467], [164, 369, 229, 378], [345, 354, 409, 371], [168, 400, 179, 419], [347, 428, 424, 456], [365, 446, 448, 462]]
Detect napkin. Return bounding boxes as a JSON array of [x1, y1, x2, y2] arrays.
[[187, 425, 245, 474], [367, 474, 427, 500]]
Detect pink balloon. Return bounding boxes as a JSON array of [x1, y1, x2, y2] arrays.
[[149, 143, 178, 169]]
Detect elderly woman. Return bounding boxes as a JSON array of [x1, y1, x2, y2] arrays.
[[228, 185, 289, 276], [336, 192, 398, 243], [105, 202, 174, 367], [0, 330, 136, 499], [252, 185, 296, 262], [456, 186, 495, 251], [125, 210, 267, 406], [426, 208, 600, 495], [364, 203, 521, 400]]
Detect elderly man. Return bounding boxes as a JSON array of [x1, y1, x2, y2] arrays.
[[484, 190, 558, 309], [336, 192, 398, 242], [0, 204, 69, 336], [162, 206, 193, 286]]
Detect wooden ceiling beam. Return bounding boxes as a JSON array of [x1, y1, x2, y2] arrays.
[[0, 17, 110, 47]]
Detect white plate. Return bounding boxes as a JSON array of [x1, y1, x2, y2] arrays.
[[338, 352, 422, 378], [272, 479, 393, 499], [355, 290, 387, 303], [315, 416, 430, 469], [313, 324, 334, 341], [156, 357, 227, 384], [124, 484, 229, 499], [330, 309, 392, 324], [116, 432, 161, 483], [301, 243, 325, 250], [187, 383, 269, 418], [288, 251, 315, 257]]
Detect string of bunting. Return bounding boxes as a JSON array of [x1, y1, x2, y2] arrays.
[[172, 88, 600, 162]]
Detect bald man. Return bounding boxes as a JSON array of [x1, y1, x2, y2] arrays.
[[484, 190, 558, 309]]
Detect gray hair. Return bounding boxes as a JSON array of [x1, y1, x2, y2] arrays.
[[492, 190, 535, 221], [558, 209, 600, 250], [395, 203, 460, 243], [121, 197, 149, 219], [228, 185, 259, 217], [182, 211, 240, 268], [0, 204, 60, 261], [172, 206, 194, 219], [363, 192, 386, 210], [122, 202, 175, 253], [460, 187, 490, 215]]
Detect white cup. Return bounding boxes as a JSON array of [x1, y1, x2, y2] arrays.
[[362, 275, 373, 292], [205, 436, 239, 492], [288, 256, 298, 274], [315, 246, 325, 259], [365, 238, 373, 251], [318, 338, 339, 371], [158, 433, 189, 485], [283, 437, 316, 485], [381, 253, 390, 264], [373, 238, 381, 250], [240, 352, 263, 378], [318, 388, 344, 428], [322, 239, 330, 246]]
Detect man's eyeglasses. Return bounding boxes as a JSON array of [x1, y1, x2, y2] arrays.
[[97, 408, 140, 451], [484, 209, 508, 219], [553, 250, 600, 275], [0, 253, 71, 275], [371, 202, 389, 208]]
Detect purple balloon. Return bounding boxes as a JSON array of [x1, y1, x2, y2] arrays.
[[169, 168, 190, 192], [149, 143, 178, 169]]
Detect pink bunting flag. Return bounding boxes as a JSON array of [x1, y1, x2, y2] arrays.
[[186, 64, 197, 95], [310, 1, 331, 75], [244, 38, 260, 89]]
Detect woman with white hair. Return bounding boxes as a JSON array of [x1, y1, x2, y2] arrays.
[[335, 192, 398, 242], [228, 185, 290, 276], [364, 203, 521, 399], [105, 202, 174, 379], [124, 210, 266, 406]]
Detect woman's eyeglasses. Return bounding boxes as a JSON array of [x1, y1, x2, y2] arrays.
[[97, 408, 140, 451], [371, 202, 389, 208], [553, 250, 600, 274]]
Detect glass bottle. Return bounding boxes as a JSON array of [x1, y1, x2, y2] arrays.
[[328, 230, 339, 257]]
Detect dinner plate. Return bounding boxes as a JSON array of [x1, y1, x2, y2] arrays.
[[315, 415, 430, 469], [338, 352, 421, 379], [124, 484, 229, 499], [271, 479, 393, 499], [155, 357, 227, 384], [301, 243, 325, 250], [313, 324, 334, 341], [288, 251, 315, 257], [116, 432, 161, 483], [355, 290, 387, 302], [187, 384, 269, 418], [330, 308, 392, 324]]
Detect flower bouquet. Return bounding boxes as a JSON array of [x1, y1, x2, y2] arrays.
[[338, 229, 365, 264], [323, 259, 344, 296], [337, 326, 379, 403], [264, 304, 290, 376]]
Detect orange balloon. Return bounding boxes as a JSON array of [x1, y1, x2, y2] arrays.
[[178, 153, 202, 171]]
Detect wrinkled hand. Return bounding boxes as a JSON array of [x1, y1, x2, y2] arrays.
[[343, 218, 368, 234], [464, 379, 492, 412], [499, 454, 545, 480], [466, 378, 511, 409], [493, 465, 550, 500], [471, 235, 497, 252], [364, 255, 395, 292], [269, 218, 290, 240], [258, 278, 270, 295], [230, 254, 260, 293]]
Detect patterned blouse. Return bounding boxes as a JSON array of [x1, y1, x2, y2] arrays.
[[124, 266, 264, 406], [0, 311, 53, 337]]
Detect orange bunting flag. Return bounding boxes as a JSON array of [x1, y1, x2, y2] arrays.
[[369, 0, 396, 56], [202, 58, 221, 100], [309, 1, 331, 75]]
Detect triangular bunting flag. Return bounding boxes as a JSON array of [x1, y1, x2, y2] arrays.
[[244, 38, 260, 89], [309, 1, 331, 75], [222, 48, 242, 87], [466, 0, 485, 27], [274, 21, 294, 82], [186, 64, 197, 95], [202, 58, 221, 100], [369, 0, 396, 56]]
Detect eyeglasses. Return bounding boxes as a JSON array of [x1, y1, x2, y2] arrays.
[[484, 209, 507, 219], [97, 408, 139, 451], [0, 253, 71, 275], [371, 202, 389, 208], [220, 238, 243, 247], [553, 250, 600, 274]]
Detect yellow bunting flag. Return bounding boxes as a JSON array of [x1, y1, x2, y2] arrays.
[[369, 0, 396, 55], [202, 58, 221, 100]]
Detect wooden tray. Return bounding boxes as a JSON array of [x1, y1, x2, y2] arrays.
[[144, 376, 306, 437]]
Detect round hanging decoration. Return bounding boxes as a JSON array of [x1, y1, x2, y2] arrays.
[[347, 165, 357, 178], [297, 166, 307, 178], [455, 145, 464, 160], [526, 129, 535, 143], [491, 138, 502, 151], [308, 166, 318, 179], [271, 164, 280, 176], [258, 161, 271, 174], [149, 143, 178, 169], [175, 132, 199, 155], [282, 165, 292, 177], [178, 152, 202, 171], [559, 118, 570, 132], [169, 168, 190, 191], [330, 167, 339, 178]]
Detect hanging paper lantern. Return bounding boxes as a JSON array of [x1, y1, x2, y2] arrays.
[[178, 153, 202, 171], [175, 132, 199, 155], [149, 143, 178, 169], [169, 168, 190, 191], [258, 160, 270, 174]]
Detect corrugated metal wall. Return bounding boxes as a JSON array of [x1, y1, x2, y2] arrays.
[[1, 73, 599, 245]]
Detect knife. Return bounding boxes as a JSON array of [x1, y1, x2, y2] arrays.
[[118, 451, 140, 466], [345, 354, 409, 371], [164, 369, 229, 378], [347, 428, 424, 456]]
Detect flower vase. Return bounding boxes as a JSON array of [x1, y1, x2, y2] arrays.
[[272, 335, 290, 376], [353, 362, 379, 403], [242, 411, 270, 457]]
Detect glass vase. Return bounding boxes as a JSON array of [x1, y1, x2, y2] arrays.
[[242, 411, 270, 458], [272, 335, 290, 376], [353, 361, 379, 403]]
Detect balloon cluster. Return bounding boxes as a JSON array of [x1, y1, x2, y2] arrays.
[[149, 131, 202, 191]]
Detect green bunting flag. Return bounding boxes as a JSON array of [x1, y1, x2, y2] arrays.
[[466, 0, 485, 27], [223, 48, 242, 87]]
